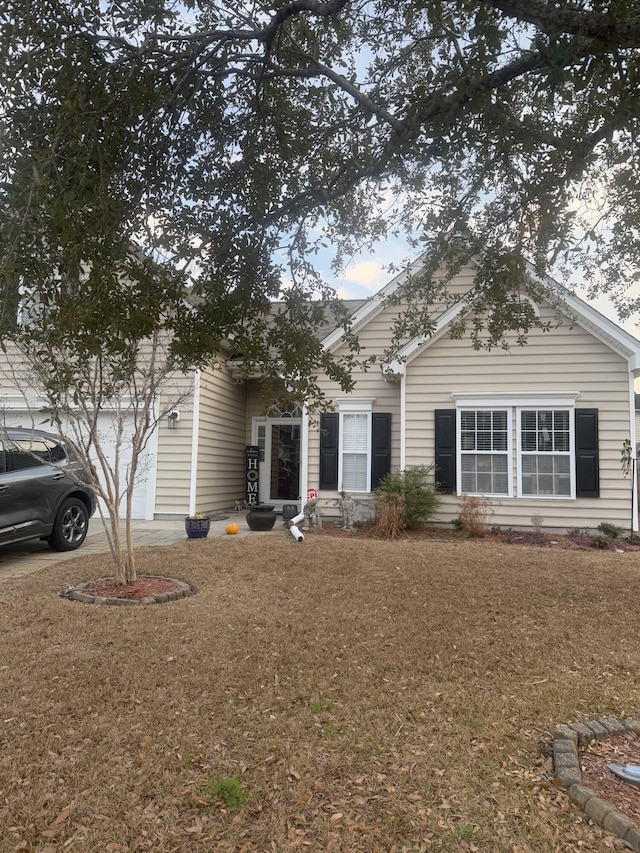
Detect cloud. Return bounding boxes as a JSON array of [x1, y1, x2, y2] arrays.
[[342, 261, 384, 289]]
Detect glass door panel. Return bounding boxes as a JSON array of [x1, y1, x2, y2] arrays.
[[269, 424, 300, 501]]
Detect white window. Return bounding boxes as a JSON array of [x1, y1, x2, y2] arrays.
[[459, 410, 510, 496], [453, 393, 579, 500], [518, 409, 573, 497], [337, 398, 375, 493]]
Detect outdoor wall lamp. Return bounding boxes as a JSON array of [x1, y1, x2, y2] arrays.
[[167, 409, 180, 429]]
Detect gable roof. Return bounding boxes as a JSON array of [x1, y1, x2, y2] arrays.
[[320, 252, 429, 351], [384, 285, 640, 376], [320, 255, 640, 374]]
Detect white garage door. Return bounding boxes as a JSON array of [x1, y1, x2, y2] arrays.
[[7, 409, 153, 520]]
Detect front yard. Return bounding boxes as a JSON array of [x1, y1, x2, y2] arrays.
[[1, 535, 639, 852]]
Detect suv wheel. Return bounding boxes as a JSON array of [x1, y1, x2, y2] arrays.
[[48, 497, 89, 551]]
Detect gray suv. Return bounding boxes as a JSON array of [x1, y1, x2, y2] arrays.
[[0, 427, 96, 551]]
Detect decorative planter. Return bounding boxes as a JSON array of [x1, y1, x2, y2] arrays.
[[246, 505, 277, 531], [185, 516, 210, 539], [282, 504, 299, 522]]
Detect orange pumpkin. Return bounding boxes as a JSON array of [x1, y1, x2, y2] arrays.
[[225, 523, 239, 535]]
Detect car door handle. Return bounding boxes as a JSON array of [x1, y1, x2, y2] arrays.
[[51, 472, 66, 480], [0, 484, 8, 493]]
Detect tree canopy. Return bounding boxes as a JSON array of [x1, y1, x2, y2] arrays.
[[2, 0, 640, 398]]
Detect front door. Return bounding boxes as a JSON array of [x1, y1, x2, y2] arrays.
[[254, 414, 302, 509]]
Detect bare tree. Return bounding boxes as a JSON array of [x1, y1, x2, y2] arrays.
[[0, 330, 193, 584]]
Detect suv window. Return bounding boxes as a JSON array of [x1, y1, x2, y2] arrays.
[[9, 437, 66, 470], [48, 439, 67, 464]]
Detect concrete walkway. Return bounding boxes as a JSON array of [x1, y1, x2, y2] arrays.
[[0, 511, 275, 581]]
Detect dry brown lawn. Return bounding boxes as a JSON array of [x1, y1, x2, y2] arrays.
[[1, 534, 640, 852]]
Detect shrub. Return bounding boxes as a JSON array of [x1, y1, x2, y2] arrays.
[[373, 491, 404, 539], [596, 521, 624, 540], [375, 466, 441, 531], [457, 495, 493, 538]]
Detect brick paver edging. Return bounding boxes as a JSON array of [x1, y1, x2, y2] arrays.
[[61, 576, 196, 606], [554, 717, 640, 850]]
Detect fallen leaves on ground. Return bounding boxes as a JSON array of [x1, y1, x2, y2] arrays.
[[1, 535, 639, 851]]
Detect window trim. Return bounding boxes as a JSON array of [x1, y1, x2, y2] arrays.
[[337, 398, 375, 494], [452, 393, 580, 500]]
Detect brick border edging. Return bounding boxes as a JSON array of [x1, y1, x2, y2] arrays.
[[60, 576, 196, 606], [554, 717, 640, 849]]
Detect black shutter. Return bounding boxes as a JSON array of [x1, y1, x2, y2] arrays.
[[371, 413, 391, 490], [575, 409, 599, 497], [319, 413, 339, 490], [434, 409, 457, 493]]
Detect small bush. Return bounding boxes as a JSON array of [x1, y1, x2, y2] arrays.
[[373, 491, 404, 539], [591, 534, 611, 549], [500, 528, 518, 544], [458, 495, 493, 538], [596, 521, 624, 540], [375, 466, 441, 531]]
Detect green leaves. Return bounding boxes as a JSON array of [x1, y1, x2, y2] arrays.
[[2, 0, 640, 394]]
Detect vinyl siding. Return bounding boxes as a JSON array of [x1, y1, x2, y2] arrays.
[[308, 299, 405, 509], [245, 379, 267, 443], [154, 373, 197, 515], [194, 363, 246, 511], [154, 362, 247, 515], [405, 304, 633, 531]]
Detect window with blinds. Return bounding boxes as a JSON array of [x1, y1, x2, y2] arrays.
[[520, 409, 571, 496], [341, 412, 369, 492], [459, 410, 509, 496]]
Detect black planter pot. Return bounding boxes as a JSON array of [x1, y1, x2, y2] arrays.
[[282, 504, 299, 522], [185, 516, 210, 539], [246, 505, 277, 531]]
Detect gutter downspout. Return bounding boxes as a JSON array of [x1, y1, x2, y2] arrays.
[[628, 367, 638, 532], [300, 404, 309, 509], [188, 369, 201, 516], [400, 371, 406, 470]]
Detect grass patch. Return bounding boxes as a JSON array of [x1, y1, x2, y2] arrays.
[[309, 697, 336, 714], [0, 535, 638, 851], [204, 775, 249, 808]]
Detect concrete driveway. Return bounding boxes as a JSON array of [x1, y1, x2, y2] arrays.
[[0, 512, 275, 581]]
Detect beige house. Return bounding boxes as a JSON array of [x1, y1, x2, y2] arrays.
[[3, 258, 640, 531]]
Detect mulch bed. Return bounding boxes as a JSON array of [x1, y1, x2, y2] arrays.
[[580, 735, 640, 826], [310, 521, 640, 550], [81, 576, 183, 600]]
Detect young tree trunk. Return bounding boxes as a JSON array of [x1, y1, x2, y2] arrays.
[[125, 487, 137, 584]]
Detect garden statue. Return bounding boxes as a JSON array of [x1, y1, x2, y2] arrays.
[[303, 498, 320, 529], [340, 492, 355, 530]]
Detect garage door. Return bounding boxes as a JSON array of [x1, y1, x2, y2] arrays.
[[7, 410, 152, 520]]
